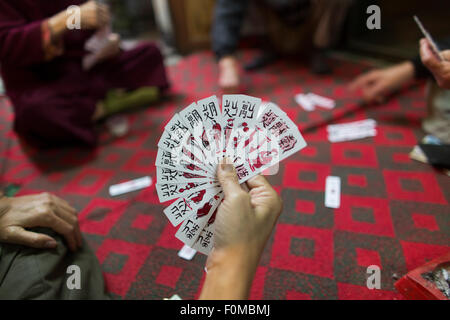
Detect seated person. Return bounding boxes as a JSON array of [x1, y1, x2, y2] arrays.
[[0, 160, 283, 300], [212, 0, 353, 93], [0, 0, 169, 148], [349, 38, 450, 143]]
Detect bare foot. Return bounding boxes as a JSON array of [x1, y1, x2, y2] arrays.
[[218, 56, 241, 93]]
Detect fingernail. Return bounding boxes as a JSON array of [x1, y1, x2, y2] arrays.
[[45, 241, 57, 248], [220, 163, 234, 172], [220, 157, 234, 172]]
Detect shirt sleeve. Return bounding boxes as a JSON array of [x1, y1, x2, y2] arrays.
[[211, 0, 250, 60], [42, 20, 64, 61], [0, 1, 46, 67]]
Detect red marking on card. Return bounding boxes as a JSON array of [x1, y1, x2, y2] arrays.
[[190, 189, 206, 203], [183, 199, 192, 210], [208, 208, 218, 224], [197, 199, 213, 217], [179, 183, 197, 193]]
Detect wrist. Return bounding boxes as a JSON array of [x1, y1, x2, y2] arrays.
[[48, 11, 68, 39], [200, 244, 261, 300], [397, 61, 415, 81]]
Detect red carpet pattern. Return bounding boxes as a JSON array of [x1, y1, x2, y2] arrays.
[[0, 50, 449, 299]]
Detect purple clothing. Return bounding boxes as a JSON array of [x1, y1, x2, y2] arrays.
[[0, 0, 169, 147]]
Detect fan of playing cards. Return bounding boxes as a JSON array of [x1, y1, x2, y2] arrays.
[[155, 95, 307, 255]]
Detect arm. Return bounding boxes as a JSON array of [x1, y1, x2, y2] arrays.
[[48, 1, 110, 40], [199, 159, 283, 300], [0, 1, 110, 66], [211, 0, 250, 60], [199, 245, 260, 299], [348, 36, 450, 103], [348, 61, 415, 104], [0, 1, 48, 67]]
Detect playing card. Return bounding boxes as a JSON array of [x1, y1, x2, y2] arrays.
[[413, 15, 445, 61], [158, 114, 189, 151], [178, 102, 216, 167], [159, 140, 212, 173], [235, 103, 306, 182], [221, 95, 240, 160], [109, 176, 152, 197], [325, 176, 341, 208], [328, 128, 377, 143], [223, 95, 262, 163], [327, 119, 376, 133], [158, 114, 212, 172], [163, 186, 221, 227], [196, 95, 224, 170], [178, 244, 197, 261], [175, 192, 224, 247], [255, 105, 305, 160], [233, 95, 262, 130], [191, 219, 216, 255], [327, 119, 377, 142], [157, 95, 307, 255], [156, 167, 210, 184], [155, 148, 213, 177], [295, 93, 315, 111], [307, 93, 335, 110], [156, 181, 218, 203]]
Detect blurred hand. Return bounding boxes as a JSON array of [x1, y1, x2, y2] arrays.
[[213, 159, 282, 254], [0, 193, 82, 251], [420, 38, 450, 89], [349, 61, 415, 103], [79, 0, 110, 30], [99, 33, 121, 58]]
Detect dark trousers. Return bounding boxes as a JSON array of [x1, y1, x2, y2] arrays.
[[0, 228, 110, 299]]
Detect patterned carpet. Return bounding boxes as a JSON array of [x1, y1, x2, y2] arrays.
[[0, 50, 449, 300]]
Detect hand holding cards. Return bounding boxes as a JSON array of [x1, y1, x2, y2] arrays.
[[156, 95, 306, 255], [413, 15, 445, 62]]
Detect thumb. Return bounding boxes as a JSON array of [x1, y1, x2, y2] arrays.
[[420, 38, 440, 68], [217, 158, 242, 197], [246, 175, 271, 190], [3, 226, 57, 249]]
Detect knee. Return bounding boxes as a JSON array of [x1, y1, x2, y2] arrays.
[[13, 98, 96, 147]]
